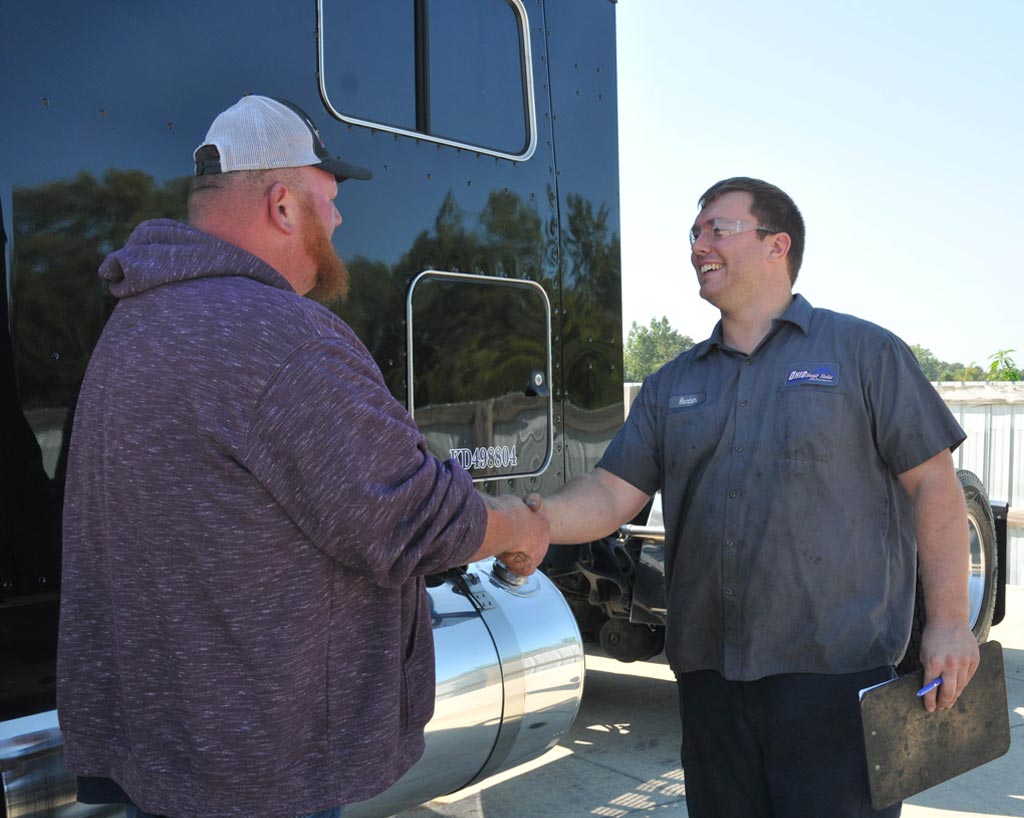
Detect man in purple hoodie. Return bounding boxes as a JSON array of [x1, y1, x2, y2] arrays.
[[57, 95, 549, 818]]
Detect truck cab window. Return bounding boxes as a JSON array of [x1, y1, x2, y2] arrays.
[[319, 0, 535, 160]]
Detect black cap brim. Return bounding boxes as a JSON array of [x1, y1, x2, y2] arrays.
[[319, 156, 373, 182]]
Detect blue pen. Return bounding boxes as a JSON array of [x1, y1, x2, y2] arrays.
[[916, 677, 943, 697]]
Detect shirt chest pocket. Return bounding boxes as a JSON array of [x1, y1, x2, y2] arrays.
[[772, 386, 848, 466], [664, 399, 727, 475]]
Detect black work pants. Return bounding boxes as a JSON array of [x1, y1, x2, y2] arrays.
[[678, 667, 901, 818]]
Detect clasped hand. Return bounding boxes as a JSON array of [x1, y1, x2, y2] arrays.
[[488, 493, 550, 577]]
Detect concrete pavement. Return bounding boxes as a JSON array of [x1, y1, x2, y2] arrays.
[[397, 586, 1024, 818]]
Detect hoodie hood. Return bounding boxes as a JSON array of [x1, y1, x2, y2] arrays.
[[99, 219, 292, 299]]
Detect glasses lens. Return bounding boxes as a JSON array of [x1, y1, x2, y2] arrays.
[[711, 219, 739, 240], [688, 225, 701, 246]]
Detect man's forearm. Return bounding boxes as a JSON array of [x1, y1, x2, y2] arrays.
[[899, 449, 979, 710], [534, 468, 651, 544], [910, 460, 971, 624]]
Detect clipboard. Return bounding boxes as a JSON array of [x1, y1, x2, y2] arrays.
[[860, 640, 1011, 810]]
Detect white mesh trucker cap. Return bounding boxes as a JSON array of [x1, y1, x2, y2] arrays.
[[194, 95, 372, 182]]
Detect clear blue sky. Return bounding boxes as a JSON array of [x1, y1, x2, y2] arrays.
[[616, 0, 1022, 368]]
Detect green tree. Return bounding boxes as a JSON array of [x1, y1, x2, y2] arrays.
[[911, 344, 987, 382], [910, 344, 942, 381], [624, 317, 693, 381], [945, 364, 987, 382], [988, 349, 1021, 382]]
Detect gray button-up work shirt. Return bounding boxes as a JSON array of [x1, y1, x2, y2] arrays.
[[599, 296, 965, 680]]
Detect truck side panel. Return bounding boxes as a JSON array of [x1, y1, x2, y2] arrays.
[[1, 2, 621, 813]]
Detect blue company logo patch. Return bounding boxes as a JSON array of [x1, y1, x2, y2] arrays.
[[785, 363, 839, 387], [669, 391, 706, 408]]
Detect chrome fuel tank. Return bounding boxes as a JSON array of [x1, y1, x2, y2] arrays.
[[348, 558, 585, 817], [0, 561, 584, 818]]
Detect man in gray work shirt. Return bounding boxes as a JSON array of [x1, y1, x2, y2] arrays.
[[528, 177, 979, 817]]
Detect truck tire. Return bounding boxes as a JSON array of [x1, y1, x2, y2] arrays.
[[898, 469, 998, 672], [598, 619, 665, 662]]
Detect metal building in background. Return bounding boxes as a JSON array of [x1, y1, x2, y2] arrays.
[[937, 383, 1024, 586]]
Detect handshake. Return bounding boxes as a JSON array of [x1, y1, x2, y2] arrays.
[[481, 492, 549, 577]]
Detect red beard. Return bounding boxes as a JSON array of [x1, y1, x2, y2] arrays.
[[300, 193, 349, 304]]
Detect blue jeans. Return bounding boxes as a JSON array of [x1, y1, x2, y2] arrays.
[[125, 806, 342, 818]]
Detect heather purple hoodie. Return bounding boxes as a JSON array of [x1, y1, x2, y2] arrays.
[[57, 219, 487, 818]]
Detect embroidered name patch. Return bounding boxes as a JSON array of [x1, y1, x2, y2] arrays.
[[670, 391, 706, 408], [784, 363, 839, 387]]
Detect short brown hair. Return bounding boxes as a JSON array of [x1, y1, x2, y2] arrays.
[[187, 168, 303, 224], [698, 177, 805, 283]]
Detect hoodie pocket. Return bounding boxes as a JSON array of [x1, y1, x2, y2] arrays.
[[400, 585, 436, 729]]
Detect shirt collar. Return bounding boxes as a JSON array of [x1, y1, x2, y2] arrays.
[[782, 293, 814, 333], [693, 294, 814, 360]]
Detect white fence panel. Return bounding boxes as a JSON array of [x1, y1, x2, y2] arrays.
[[1013, 408, 1024, 510], [955, 406, 989, 484], [986, 406, 1014, 508], [1010, 529, 1024, 590], [936, 383, 1023, 497], [934, 383, 1023, 586]]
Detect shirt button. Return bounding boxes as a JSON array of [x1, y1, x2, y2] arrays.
[[725, 540, 736, 548], [728, 490, 738, 499], [724, 587, 735, 597], [744, 359, 753, 366], [739, 400, 748, 407], [735, 445, 744, 453]]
